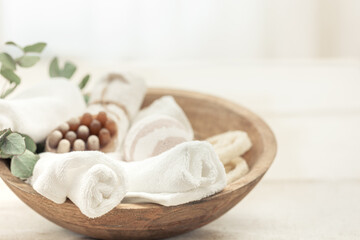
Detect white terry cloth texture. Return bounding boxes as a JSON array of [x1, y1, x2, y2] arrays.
[[206, 130, 252, 165], [0, 78, 86, 142], [123, 96, 194, 161], [133, 96, 193, 137], [121, 141, 227, 206], [29, 151, 128, 218], [123, 114, 193, 162], [88, 73, 147, 151]]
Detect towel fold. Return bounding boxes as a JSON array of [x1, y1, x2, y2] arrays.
[[123, 96, 194, 161], [121, 141, 227, 206], [224, 157, 249, 184], [30, 151, 127, 218], [88, 73, 147, 151], [0, 78, 86, 142]]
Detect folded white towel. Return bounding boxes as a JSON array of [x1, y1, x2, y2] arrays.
[[123, 114, 193, 162], [87, 73, 147, 151], [0, 78, 86, 142], [30, 151, 127, 218], [206, 131, 252, 164], [121, 141, 227, 206], [133, 96, 193, 137]]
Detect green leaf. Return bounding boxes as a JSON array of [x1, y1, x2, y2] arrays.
[[61, 62, 76, 79], [0, 84, 19, 98], [79, 74, 90, 89], [0, 52, 16, 70], [0, 128, 12, 145], [5, 41, 23, 50], [1, 133, 26, 155], [0, 152, 11, 159], [49, 57, 60, 77], [10, 150, 39, 179], [19, 134, 37, 153], [83, 93, 90, 104], [0, 68, 20, 84], [17, 55, 40, 68], [23, 42, 47, 53]]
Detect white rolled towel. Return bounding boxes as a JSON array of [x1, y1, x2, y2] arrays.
[[121, 141, 227, 206], [133, 96, 193, 137], [123, 96, 194, 161], [0, 78, 86, 142], [30, 151, 128, 218], [87, 73, 147, 151], [123, 114, 193, 162]]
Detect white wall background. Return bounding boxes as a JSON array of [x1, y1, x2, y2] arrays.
[[1, 0, 360, 61]]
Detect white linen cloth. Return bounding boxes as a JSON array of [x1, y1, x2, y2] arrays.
[[121, 141, 227, 206], [29, 151, 128, 218], [88, 73, 146, 151], [0, 78, 86, 142]]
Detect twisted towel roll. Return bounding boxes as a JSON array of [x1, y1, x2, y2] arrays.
[[30, 151, 128, 218]]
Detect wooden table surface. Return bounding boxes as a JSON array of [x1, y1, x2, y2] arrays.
[[1, 59, 360, 239]]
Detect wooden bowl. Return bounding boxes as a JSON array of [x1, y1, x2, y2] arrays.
[[0, 88, 277, 240]]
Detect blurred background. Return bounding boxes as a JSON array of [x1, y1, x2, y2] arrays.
[[0, 0, 359, 180]]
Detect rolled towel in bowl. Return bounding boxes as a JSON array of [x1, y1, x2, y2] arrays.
[[123, 96, 194, 161], [87, 73, 147, 151], [0, 78, 86, 142], [29, 151, 127, 218], [123, 114, 193, 162], [120, 141, 227, 206], [133, 96, 193, 137]]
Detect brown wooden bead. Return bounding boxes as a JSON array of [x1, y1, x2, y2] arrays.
[[73, 139, 85, 151], [65, 131, 77, 145], [99, 128, 111, 147], [48, 130, 63, 148], [77, 125, 89, 141], [90, 119, 101, 135], [58, 123, 70, 135], [87, 135, 100, 150], [105, 119, 117, 136], [80, 113, 93, 126], [96, 111, 108, 126], [57, 139, 70, 153], [68, 117, 80, 131]]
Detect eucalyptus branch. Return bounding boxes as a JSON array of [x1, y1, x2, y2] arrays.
[[0, 41, 46, 98]]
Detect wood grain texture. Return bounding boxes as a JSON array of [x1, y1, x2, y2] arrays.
[[0, 88, 277, 240]]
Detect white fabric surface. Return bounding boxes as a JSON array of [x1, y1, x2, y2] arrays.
[[30, 151, 127, 218], [122, 141, 226, 206], [0, 78, 86, 142]]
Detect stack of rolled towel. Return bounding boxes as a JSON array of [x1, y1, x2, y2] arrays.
[[0, 74, 252, 218]]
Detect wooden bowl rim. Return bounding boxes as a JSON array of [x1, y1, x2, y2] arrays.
[[0, 87, 277, 210]]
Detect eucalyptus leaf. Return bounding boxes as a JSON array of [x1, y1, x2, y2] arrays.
[[0, 128, 12, 146], [23, 42, 47, 53], [5, 41, 22, 50], [61, 62, 76, 79], [83, 93, 90, 104], [1, 133, 26, 155], [1, 68, 21, 84], [17, 55, 40, 68], [79, 74, 90, 89], [0, 152, 11, 159], [0, 52, 16, 70], [0, 84, 19, 98], [10, 150, 39, 179], [20, 133, 37, 153], [49, 57, 60, 77]]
